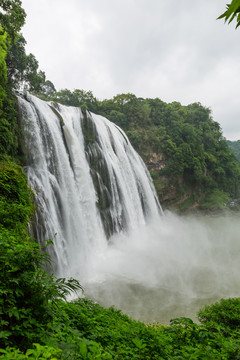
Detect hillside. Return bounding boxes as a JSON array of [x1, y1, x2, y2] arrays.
[[46, 90, 240, 213], [98, 96, 240, 212], [227, 140, 240, 162]]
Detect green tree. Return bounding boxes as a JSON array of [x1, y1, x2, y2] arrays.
[[108, 110, 127, 128], [73, 89, 98, 109], [6, 35, 48, 93], [50, 88, 99, 111], [0, 30, 19, 156], [0, 0, 26, 41], [41, 79, 56, 98], [0, 29, 7, 106], [51, 88, 75, 106], [227, 139, 240, 161]]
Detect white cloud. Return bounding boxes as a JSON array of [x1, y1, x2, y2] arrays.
[[21, 0, 240, 139]]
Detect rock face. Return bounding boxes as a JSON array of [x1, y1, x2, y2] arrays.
[[144, 151, 199, 212], [147, 153, 166, 172]]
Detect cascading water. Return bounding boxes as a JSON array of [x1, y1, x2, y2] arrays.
[[17, 93, 240, 324], [17, 93, 161, 279]]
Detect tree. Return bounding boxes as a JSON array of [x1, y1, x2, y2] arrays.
[[24, 55, 46, 93], [0, 0, 26, 41], [0, 30, 7, 105], [41, 79, 56, 98], [218, 0, 240, 28], [6, 35, 47, 92], [51, 89, 75, 106]]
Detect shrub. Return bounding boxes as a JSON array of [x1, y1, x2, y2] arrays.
[[0, 343, 62, 359], [198, 298, 240, 331]]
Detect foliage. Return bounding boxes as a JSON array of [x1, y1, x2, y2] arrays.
[[164, 315, 240, 359], [218, 0, 240, 28], [199, 189, 230, 211], [0, 158, 82, 351], [0, 3, 54, 158], [50, 88, 99, 113], [6, 35, 47, 93], [2, 246, 240, 359], [0, 31, 19, 156], [227, 139, 240, 161], [38, 297, 240, 359], [1, 293, 240, 359], [95, 95, 240, 210], [0, 158, 32, 232], [0, 344, 62, 359], [0, 0, 26, 41], [46, 298, 171, 359], [0, 230, 82, 349], [198, 298, 240, 331], [0, 29, 7, 105], [0, 92, 20, 157]]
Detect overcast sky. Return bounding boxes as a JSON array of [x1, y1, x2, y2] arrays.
[[21, 0, 240, 140]]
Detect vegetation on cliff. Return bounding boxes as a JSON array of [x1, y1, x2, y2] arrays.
[[43, 90, 240, 212], [227, 139, 240, 162]]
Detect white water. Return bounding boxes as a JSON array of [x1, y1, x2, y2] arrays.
[[85, 212, 240, 323], [18, 95, 105, 276], [18, 94, 240, 324], [17, 94, 160, 278]]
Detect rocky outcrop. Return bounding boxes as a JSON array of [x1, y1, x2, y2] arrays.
[[146, 152, 166, 172]]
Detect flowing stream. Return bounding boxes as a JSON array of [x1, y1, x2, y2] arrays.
[[18, 94, 240, 324]]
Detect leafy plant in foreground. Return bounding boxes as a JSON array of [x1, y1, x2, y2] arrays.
[[0, 231, 83, 350], [0, 343, 62, 359], [0, 159, 83, 350]]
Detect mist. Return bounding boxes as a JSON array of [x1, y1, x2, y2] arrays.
[[82, 212, 240, 323], [18, 95, 240, 324]]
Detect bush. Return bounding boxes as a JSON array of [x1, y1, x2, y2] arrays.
[[0, 344, 62, 359], [198, 298, 240, 331], [0, 158, 33, 234], [0, 159, 82, 350]]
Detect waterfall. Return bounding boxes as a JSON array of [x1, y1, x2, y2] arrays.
[[17, 94, 240, 323], [17, 93, 161, 279]]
